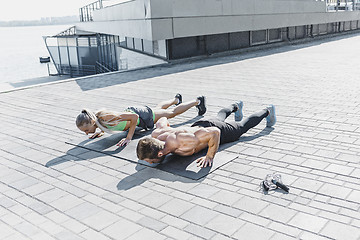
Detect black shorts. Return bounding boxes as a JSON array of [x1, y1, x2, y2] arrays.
[[126, 106, 155, 130], [191, 119, 242, 144]]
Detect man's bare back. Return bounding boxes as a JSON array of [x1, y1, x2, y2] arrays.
[[150, 117, 221, 167]]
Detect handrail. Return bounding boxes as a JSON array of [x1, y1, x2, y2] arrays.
[[55, 26, 76, 36], [55, 64, 97, 77], [79, 0, 103, 22], [95, 61, 112, 73]]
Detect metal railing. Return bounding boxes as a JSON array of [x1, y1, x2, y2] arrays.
[[95, 61, 112, 73], [56, 26, 76, 36], [55, 64, 97, 77], [327, 0, 360, 11], [79, 0, 103, 22]]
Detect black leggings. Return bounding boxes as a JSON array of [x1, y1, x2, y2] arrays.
[[192, 104, 268, 144]]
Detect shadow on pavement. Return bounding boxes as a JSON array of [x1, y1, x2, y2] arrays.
[[75, 32, 360, 92]]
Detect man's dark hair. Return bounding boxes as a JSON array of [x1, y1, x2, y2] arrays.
[[136, 137, 163, 160]]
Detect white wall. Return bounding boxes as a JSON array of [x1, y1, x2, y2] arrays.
[[75, 0, 360, 40]]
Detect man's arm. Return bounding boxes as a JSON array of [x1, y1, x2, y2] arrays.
[[156, 117, 170, 129], [195, 127, 221, 168], [151, 117, 171, 139]]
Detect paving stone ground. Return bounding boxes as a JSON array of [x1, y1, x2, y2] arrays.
[[0, 32, 360, 240]]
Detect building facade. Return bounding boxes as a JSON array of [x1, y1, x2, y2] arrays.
[[45, 0, 360, 76]]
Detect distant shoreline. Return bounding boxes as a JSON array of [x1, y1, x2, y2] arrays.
[[0, 15, 78, 27]]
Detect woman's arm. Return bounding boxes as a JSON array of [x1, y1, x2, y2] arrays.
[[89, 131, 104, 139], [115, 112, 139, 146]]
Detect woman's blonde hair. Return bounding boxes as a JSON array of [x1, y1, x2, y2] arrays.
[[76, 108, 122, 134]]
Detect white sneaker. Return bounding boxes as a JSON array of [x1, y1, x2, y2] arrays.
[[234, 101, 243, 121], [266, 105, 276, 127]]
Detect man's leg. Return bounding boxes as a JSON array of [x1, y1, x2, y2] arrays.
[[216, 108, 269, 144], [232, 108, 269, 136], [216, 101, 243, 121], [216, 104, 237, 121]]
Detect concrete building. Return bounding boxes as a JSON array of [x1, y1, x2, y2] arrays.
[[45, 0, 360, 76]]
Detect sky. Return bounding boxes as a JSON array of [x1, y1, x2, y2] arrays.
[[0, 0, 92, 21]]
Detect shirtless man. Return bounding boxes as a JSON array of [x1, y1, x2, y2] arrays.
[[136, 101, 276, 168]]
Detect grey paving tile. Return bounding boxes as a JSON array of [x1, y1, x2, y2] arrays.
[[184, 224, 217, 239], [54, 230, 85, 240], [79, 229, 112, 240], [118, 208, 145, 222], [160, 226, 193, 239], [158, 198, 195, 216], [126, 228, 167, 240], [317, 183, 353, 199], [61, 218, 88, 234], [210, 234, 233, 240], [50, 194, 84, 212], [140, 191, 174, 209], [259, 203, 297, 224], [13, 221, 41, 238], [346, 189, 360, 203], [321, 220, 360, 240], [205, 213, 246, 236], [232, 222, 275, 240], [288, 212, 328, 233], [181, 205, 219, 225], [232, 196, 269, 215], [160, 215, 189, 229], [136, 216, 167, 232], [267, 221, 302, 238], [102, 219, 142, 240], [0, 196, 17, 208], [0, 223, 17, 239], [292, 177, 324, 192], [64, 202, 101, 220], [209, 189, 244, 206], [30, 231, 57, 240]]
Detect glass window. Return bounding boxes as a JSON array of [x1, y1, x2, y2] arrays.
[[134, 38, 143, 51], [143, 39, 153, 54], [251, 30, 267, 45], [118, 36, 126, 47], [268, 28, 282, 42], [157, 40, 167, 58], [126, 37, 134, 49]]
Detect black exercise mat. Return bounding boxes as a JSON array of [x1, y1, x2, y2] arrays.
[[66, 133, 238, 180]]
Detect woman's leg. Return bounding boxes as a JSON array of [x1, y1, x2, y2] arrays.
[[155, 94, 182, 109], [154, 99, 199, 122], [155, 97, 178, 109]]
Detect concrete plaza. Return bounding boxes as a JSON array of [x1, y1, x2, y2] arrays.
[[0, 32, 359, 240]]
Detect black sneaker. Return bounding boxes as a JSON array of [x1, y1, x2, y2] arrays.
[[196, 96, 206, 116], [175, 93, 182, 106]]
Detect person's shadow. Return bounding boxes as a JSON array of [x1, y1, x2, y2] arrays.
[[45, 121, 274, 192], [45, 116, 204, 168], [45, 130, 146, 167], [116, 162, 208, 191], [116, 127, 274, 190]]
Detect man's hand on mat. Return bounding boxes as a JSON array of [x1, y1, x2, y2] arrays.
[[117, 138, 131, 147], [89, 132, 104, 139], [196, 156, 213, 168]]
